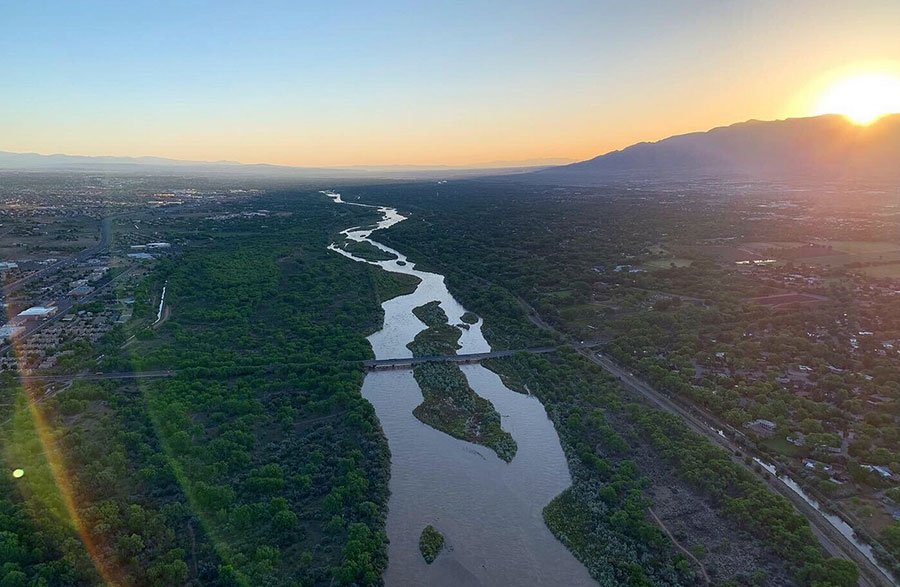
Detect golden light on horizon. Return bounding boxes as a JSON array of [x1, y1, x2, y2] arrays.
[[814, 72, 900, 125]]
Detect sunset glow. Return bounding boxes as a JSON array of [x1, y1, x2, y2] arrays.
[[5, 2, 900, 586], [2, 3, 900, 165], [814, 72, 900, 125]]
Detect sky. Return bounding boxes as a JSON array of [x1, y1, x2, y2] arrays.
[[2, 0, 900, 167]]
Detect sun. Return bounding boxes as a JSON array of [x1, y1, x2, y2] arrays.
[[814, 73, 900, 125]]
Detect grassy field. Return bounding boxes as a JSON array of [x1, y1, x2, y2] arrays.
[[858, 263, 900, 279], [742, 241, 807, 251], [814, 240, 900, 254], [761, 436, 802, 457], [802, 251, 900, 267], [642, 257, 694, 270], [0, 216, 100, 260]]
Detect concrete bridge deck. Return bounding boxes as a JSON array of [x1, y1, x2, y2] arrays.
[[362, 346, 557, 370], [9, 342, 605, 382]]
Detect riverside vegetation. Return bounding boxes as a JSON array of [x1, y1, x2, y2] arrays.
[[340, 240, 396, 263], [0, 191, 397, 586], [347, 181, 863, 586], [407, 301, 517, 462], [418, 525, 444, 564], [489, 350, 858, 586], [1, 179, 872, 587]]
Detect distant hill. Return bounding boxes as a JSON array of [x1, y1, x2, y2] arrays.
[[0, 151, 565, 180], [527, 114, 900, 184]]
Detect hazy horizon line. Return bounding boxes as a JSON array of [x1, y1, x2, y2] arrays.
[[3, 112, 898, 171]]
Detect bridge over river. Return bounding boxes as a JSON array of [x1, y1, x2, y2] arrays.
[[11, 342, 605, 383], [363, 345, 577, 370]]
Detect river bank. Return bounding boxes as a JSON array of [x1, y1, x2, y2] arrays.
[[325, 190, 595, 586]]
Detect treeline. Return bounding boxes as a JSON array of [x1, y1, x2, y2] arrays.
[[344, 181, 864, 585], [488, 350, 858, 586], [487, 351, 698, 585], [1, 192, 395, 586], [629, 406, 858, 586], [0, 377, 213, 586]]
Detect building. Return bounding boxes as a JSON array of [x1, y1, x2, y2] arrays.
[[69, 285, 95, 296], [0, 262, 18, 271], [747, 418, 776, 431], [787, 433, 805, 446], [862, 464, 893, 479], [15, 306, 57, 321], [0, 324, 25, 339], [804, 459, 833, 473], [745, 418, 777, 436]]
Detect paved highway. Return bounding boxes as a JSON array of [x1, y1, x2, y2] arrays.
[[0, 266, 136, 358], [3, 216, 113, 296]]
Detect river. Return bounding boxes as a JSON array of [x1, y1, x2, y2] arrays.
[[324, 191, 595, 586]]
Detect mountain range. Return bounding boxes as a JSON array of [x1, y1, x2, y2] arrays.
[[3, 114, 899, 184], [528, 114, 900, 184], [0, 151, 568, 180]]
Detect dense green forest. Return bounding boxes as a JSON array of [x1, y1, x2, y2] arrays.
[[488, 350, 854, 586], [4, 180, 886, 586], [1, 192, 394, 586], [344, 181, 863, 586]]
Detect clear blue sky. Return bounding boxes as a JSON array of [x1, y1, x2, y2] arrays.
[[2, 0, 899, 165]]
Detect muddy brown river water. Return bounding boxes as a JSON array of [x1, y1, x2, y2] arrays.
[[325, 191, 594, 586]]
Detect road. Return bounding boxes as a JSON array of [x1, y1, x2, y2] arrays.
[[2, 216, 113, 296], [489, 280, 891, 586], [587, 350, 893, 587], [364, 348, 552, 369], [0, 266, 136, 358], [8, 343, 604, 382], [16, 370, 175, 383]]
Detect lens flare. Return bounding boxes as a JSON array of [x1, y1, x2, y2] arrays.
[[814, 73, 900, 125], [2, 290, 117, 583]]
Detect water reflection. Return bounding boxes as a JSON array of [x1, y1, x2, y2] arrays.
[[326, 191, 595, 586]]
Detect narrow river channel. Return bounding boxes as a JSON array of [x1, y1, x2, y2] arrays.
[[325, 191, 595, 586]]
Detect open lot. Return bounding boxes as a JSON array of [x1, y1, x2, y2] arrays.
[[642, 257, 694, 270], [858, 263, 900, 279], [0, 216, 100, 261], [815, 241, 900, 255]]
